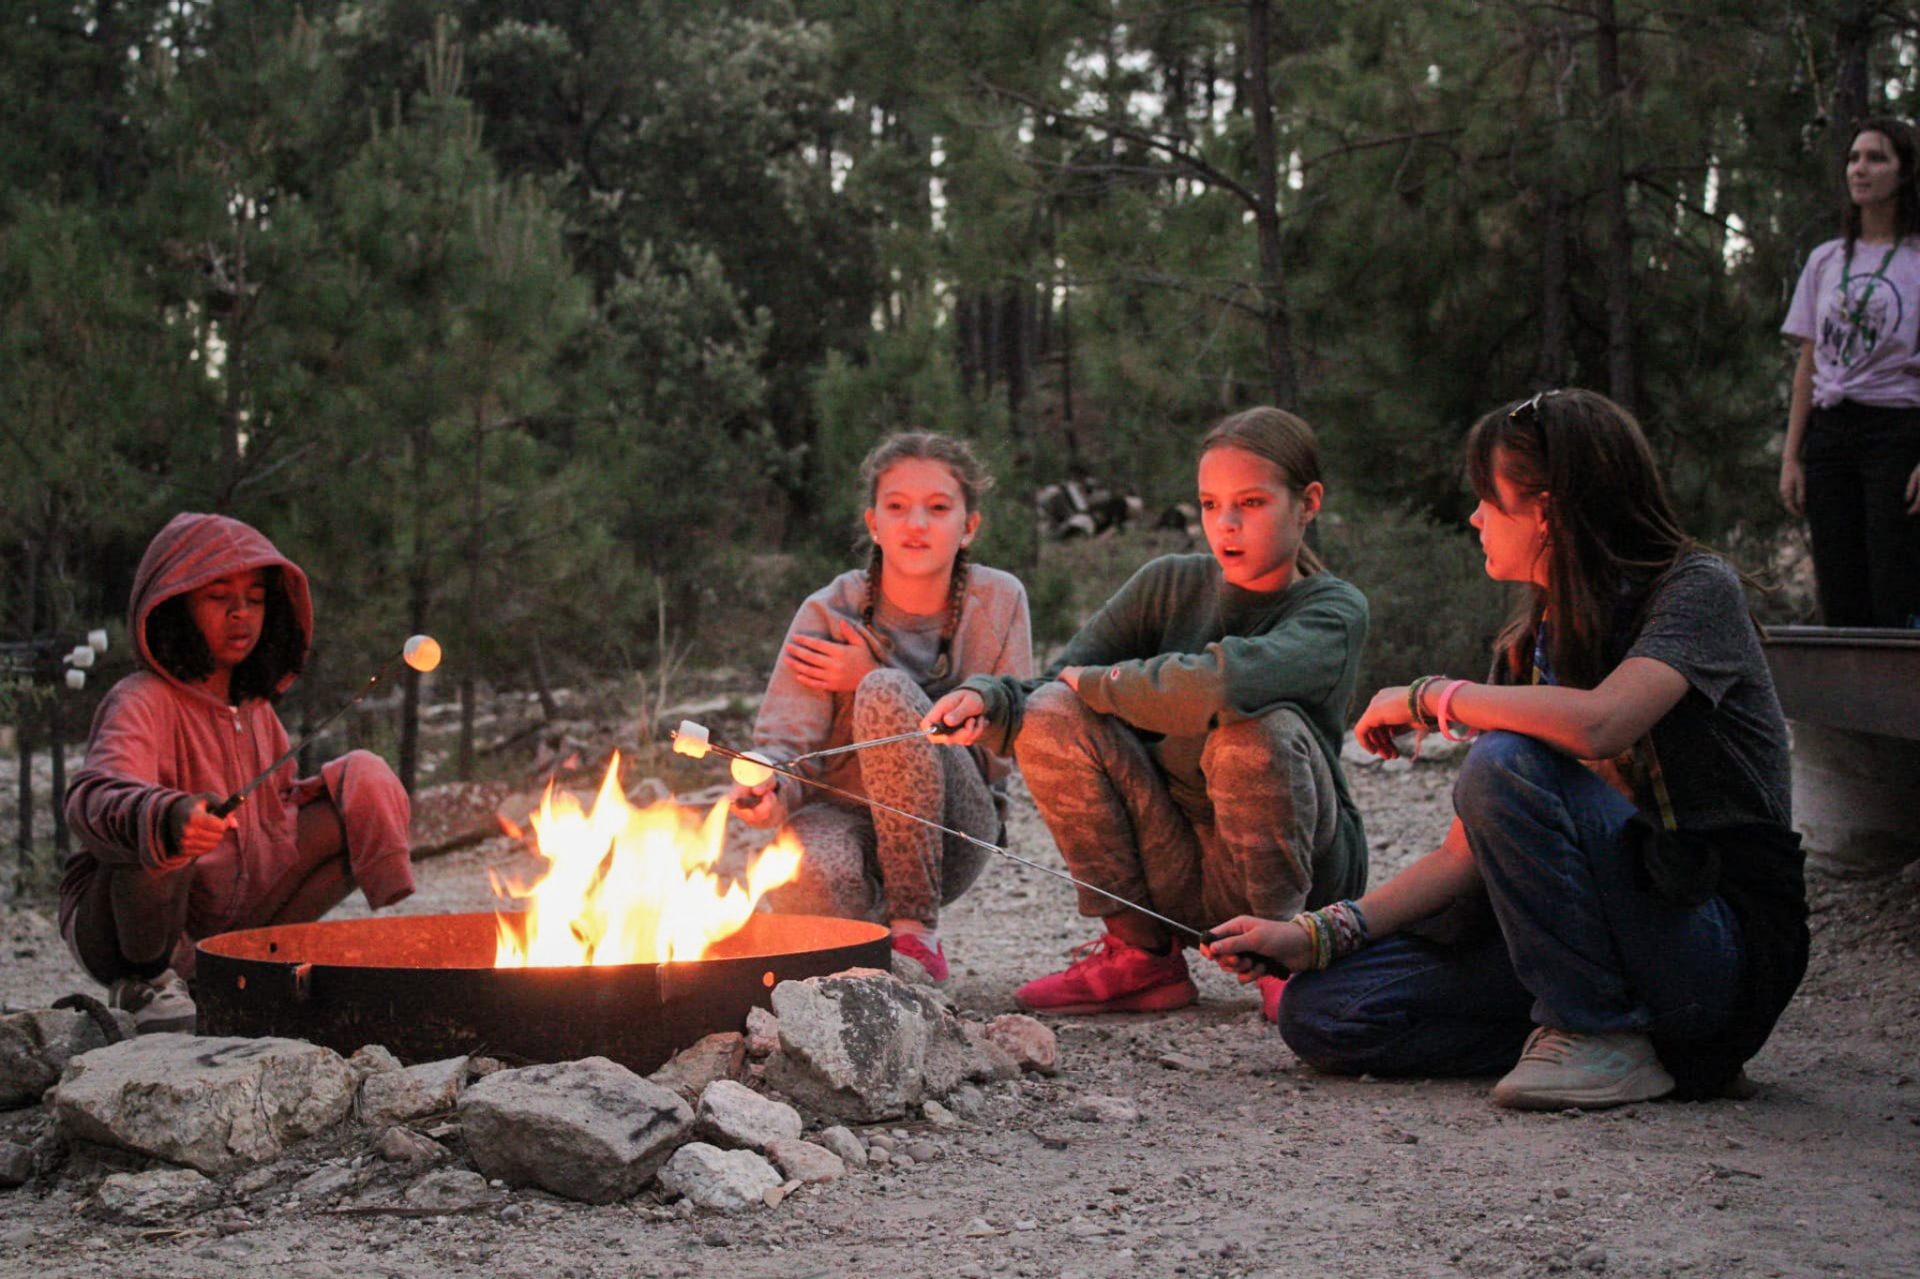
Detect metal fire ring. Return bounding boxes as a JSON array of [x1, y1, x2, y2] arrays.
[[196, 911, 891, 1075]]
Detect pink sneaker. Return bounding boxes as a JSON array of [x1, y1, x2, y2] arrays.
[[1015, 934, 1196, 1015], [891, 932, 950, 985], [1257, 974, 1287, 1024]]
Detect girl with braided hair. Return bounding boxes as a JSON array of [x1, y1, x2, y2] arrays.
[[736, 432, 1031, 982]]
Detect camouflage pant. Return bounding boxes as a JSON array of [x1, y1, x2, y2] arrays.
[[1013, 682, 1342, 935], [766, 668, 996, 927]]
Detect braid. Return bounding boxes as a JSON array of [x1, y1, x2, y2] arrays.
[[862, 540, 884, 627], [932, 546, 971, 679]]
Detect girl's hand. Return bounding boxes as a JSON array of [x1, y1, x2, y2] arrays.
[[922, 689, 987, 746], [1057, 666, 1084, 694], [1906, 460, 1920, 516], [1780, 456, 1807, 517], [783, 617, 880, 693], [1353, 685, 1416, 759], [1202, 915, 1310, 982], [167, 795, 236, 859], [730, 779, 788, 829]]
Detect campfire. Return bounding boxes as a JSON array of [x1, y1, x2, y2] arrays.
[[195, 753, 890, 1073], [491, 754, 805, 968]]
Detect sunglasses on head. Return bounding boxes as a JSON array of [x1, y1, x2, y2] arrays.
[[1508, 389, 1559, 425]]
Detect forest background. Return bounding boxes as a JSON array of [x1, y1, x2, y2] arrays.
[[3, 0, 1909, 807]]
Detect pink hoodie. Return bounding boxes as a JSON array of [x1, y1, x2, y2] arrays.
[[61, 513, 412, 942]]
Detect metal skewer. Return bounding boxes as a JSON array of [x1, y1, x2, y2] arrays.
[[209, 636, 442, 818], [671, 727, 1220, 948], [787, 725, 938, 765]]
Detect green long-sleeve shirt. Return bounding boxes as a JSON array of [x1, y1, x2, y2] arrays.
[[964, 554, 1370, 886]]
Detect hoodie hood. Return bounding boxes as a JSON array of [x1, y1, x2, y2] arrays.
[[130, 513, 313, 695]]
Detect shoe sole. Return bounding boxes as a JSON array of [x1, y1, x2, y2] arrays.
[[1490, 1067, 1675, 1111], [1015, 981, 1197, 1016], [132, 1014, 197, 1036]]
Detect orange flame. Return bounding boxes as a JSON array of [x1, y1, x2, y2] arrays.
[[493, 752, 803, 967]]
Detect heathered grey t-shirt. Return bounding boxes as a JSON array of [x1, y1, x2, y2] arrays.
[[1621, 554, 1791, 831]]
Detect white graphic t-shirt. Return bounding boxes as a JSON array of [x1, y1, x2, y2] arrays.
[[1783, 237, 1920, 409]]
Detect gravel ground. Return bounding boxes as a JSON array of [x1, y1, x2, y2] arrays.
[[2, 750, 1917, 1279]]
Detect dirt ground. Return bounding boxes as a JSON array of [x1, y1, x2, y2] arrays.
[[2, 745, 1917, 1279]]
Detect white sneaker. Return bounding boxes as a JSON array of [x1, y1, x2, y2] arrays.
[[1491, 1026, 1673, 1110], [108, 969, 196, 1035]]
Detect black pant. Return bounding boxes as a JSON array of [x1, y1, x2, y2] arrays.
[[1803, 400, 1920, 628]]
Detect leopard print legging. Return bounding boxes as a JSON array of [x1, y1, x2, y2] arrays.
[[765, 668, 996, 926]]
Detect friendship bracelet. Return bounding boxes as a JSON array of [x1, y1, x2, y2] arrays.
[[1434, 679, 1474, 743], [1287, 901, 1374, 971]]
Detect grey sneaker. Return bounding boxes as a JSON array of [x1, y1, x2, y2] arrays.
[[1491, 1026, 1674, 1111], [108, 969, 196, 1035]]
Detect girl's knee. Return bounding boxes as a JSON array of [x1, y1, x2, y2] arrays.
[[1275, 970, 1370, 1075], [1013, 682, 1094, 763], [853, 668, 925, 727], [1203, 707, 1318, 784], [1453, 730, 1554, 825]]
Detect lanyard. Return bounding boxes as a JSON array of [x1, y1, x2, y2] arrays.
[[1839, 241, 1900, 327]]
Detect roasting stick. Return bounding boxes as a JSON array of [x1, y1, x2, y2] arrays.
[[209, 635, 444, 818], [670, 720, 1219, 948], [786, 725, 937, 765]]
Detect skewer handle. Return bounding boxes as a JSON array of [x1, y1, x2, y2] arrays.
[[1197, 929, 1290, 979]]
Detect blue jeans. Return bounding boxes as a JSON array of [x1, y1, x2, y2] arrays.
[[1280, 731, 1746, 1076]]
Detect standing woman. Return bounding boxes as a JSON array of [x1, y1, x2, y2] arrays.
[[739, 432, 1031, 984], [1208, 391, 1807, 1109], [1780, 116, 1920, 627]]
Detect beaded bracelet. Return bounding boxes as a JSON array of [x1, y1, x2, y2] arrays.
[[1405, 675, 1446, 730], [1287, 899, 1373, 971]]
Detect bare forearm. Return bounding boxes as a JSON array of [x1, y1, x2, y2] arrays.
[[1354, 820, 1478, 938], [1785, 341, 1814, 459]]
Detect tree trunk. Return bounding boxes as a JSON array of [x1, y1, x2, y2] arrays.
[[1830, 1, 1873, 157], [14, 710, 33, 892], [1244, 0, 1298, 409], [1537, 23, 1575, 387], [458, 401, 484, 782], [1593, 0, 1636, 412]]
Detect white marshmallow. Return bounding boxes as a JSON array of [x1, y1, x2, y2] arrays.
[[88, 629, 110, 653], [402, 634, 442, 673], [672, 720, 711, 759], [65, 669, 86, 691], [67, 647, 95, 669], [730, 751, 775, 788]]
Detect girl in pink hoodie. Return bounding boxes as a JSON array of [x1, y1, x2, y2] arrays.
[[62, 513, 415, 1032]]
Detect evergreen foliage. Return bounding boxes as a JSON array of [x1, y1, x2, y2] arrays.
[[5, 0, 1905, 775]]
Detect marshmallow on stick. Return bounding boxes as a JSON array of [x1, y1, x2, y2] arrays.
[[672, 720, 712, 759], [403, 634, 442, 673], [730, 751, 776, 788]]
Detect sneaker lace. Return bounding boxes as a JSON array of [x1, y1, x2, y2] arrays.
[[1062, 934, 1121, 972], [1522, 1027, 1581, 1064]]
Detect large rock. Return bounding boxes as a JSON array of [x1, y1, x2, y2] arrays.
[[0, 1008, 134, 1109], [696, 1079, 802, 1151], [86, 1167, 218, 1224], [657, 1142, 780, 1213], [50, 1035, 356, 1173], [764, 969, 1008, 1122], [458, 1057, 692, 1205], [0, 1140, 35, 1188], [649, 1033, 746, 1102], [359, 1056, 467, 1125]]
